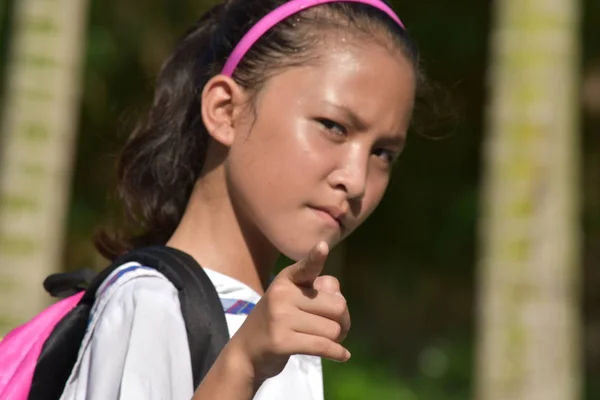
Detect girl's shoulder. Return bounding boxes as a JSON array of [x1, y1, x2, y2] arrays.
[[96, 261, 174, 298], [89, 261, 182, 327]]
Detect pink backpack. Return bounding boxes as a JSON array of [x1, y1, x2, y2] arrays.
[[0, 246, 230, 400], [0, 293, 83, 400]]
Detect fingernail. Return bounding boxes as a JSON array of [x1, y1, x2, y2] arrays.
[[335, 291, 343, 297], [333, 349, 351, 363], [318, 241, 330, 254]]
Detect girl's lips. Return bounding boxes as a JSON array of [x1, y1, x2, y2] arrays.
[[309, 206, 344, 229]]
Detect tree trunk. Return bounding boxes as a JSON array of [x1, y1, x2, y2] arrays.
[[0, 0, 89, 334], [476, 0, 581, 399]]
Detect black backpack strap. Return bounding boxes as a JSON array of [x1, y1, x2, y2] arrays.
[[29, 246, 229, 399]]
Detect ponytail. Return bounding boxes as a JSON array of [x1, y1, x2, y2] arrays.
[[94, 11, 222, 260]]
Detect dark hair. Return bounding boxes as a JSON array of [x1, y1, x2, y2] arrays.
[[95, 0, 423, 261]]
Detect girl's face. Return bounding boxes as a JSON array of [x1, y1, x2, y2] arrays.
[[226, 40, 416, 261]]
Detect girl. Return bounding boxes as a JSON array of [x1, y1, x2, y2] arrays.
[[62, 0, 422, 398]]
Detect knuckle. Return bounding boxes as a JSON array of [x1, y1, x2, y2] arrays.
[[315, 337, 332, 355], [331, 296, 347, 317], [323, 275, 339, 285], [316, 275, 339, 290], [328, 322, 342, 340], [268, 282, 289, 301]]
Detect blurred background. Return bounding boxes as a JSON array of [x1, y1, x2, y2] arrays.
[[0, 0, 598, 399]]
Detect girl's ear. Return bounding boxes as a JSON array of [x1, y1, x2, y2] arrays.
[[201, 75, 247, 147]]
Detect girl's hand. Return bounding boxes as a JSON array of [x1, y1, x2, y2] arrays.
[[227, 241, 351, 383]]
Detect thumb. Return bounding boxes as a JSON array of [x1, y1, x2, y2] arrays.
[[314, 275, 340, 294], [285, 241, 329, 287]]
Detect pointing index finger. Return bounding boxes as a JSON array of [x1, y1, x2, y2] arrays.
[[289, 241, 329, 287]]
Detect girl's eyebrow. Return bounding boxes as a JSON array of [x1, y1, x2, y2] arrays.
[[320, 100, 369, 131], [321, 100, 406, 147]]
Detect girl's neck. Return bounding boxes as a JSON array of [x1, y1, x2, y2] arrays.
[[166, 165, 278, 295]]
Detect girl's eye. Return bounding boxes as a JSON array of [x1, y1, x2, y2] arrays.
[[317, 118, 347, 137], [373, 148, 397, 165]]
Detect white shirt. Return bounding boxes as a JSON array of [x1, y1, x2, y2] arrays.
[[60, 262, 323, 400]]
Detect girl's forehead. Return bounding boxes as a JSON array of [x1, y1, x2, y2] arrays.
[[259, 42, 415, 126], [281, 40, 411, 89]]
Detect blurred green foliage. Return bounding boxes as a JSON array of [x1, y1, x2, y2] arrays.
[[0, 0, 599, 398]]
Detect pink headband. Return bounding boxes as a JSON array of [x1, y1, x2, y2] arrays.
[[221, 0, 405, 76]]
